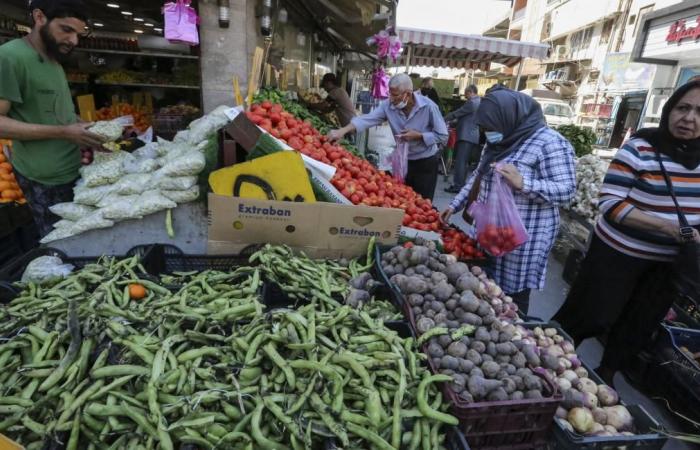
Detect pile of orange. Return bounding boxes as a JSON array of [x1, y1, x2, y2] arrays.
[[96, 103, 152, 133], [0, 141, 26, 204], [0, 159, 25, 204]]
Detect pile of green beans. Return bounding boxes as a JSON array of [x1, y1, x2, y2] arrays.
[[0, 244, 454, 449]]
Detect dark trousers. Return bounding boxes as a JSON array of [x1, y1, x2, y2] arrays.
[[406, 154, 439, 201], [452, 141, 481, 188], [15, 171, 75, 238], [509, 289, 532, 316], [552, 235, 673, 372]]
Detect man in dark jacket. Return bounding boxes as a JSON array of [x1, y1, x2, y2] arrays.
[[444, 85, 481, 193], [420, 77, 443, 112]]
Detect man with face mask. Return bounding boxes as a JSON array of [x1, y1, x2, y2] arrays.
[[328, 73, 448, 200], [0, 0, 104, 237]]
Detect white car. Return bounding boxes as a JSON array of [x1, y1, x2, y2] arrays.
[[539, 100, 575, 127]]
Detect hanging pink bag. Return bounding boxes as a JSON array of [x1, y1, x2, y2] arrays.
[[163, 0, 200, 46], [467, 164, 528, 256], [385, 138, 408, 183]]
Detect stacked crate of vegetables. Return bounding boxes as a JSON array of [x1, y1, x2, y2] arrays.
[[377, 241, 558, 448], [0, 243, 470, 449], [246, 100, 482, 262]]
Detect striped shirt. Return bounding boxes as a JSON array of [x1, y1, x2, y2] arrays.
[[596, 138, 700, 261], [450, 127, 576, 293]]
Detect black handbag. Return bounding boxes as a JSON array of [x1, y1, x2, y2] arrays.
[[654, 149, 700, 301]]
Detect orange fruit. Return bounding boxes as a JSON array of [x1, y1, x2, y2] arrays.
[[128, 283, 148, 300]]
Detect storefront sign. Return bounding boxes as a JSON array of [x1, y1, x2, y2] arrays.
[[601, 53, 655, 91], [666, 16, 700, 44]]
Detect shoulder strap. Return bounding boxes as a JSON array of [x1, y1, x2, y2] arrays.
[[653, 148, 690, 228]]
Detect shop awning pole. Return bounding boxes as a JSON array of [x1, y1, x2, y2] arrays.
[[404, 44, 413, 73], [514, 59, 524, 90]]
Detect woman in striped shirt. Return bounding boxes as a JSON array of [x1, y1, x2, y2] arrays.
[[553, 80, 700, 384]]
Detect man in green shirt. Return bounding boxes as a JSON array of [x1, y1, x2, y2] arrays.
[[0, 0, 104, 236]]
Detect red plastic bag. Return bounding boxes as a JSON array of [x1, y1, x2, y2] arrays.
[[447, 127, 457, 149], [385, 138, 408, 183], [467, 166, 528, 256]]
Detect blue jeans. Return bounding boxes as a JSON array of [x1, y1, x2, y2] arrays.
[[453, 141, 481, 187]]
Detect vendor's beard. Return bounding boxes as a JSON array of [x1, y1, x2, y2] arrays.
[[40, 25, 74, 63]]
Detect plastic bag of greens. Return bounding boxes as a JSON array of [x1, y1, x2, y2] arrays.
[[40, 227, 77, 244], [73, 181, 117, 206], [49, 202, 95, 221], [113, 173, 154, 195], [21, 256, 74, 284], [187, 105, 231, 144], [156, 175, 197, 191], [156, 151, 206, 177], [161, 185, 200, 203], [100, 194, 144, 221], [80, 152, 127, 187], [71, 210, 115, 234], [53, 219, 75, 229]]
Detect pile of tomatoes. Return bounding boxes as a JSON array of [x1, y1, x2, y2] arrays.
[[442, 227, 485, 260], [247, 101, 486, 258], [476, 224, 524, 257]]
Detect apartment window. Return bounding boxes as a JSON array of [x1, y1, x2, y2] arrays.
[[633, 5, 654, 37], [570, 26, 593, 51], [600, 19, 614, 44]]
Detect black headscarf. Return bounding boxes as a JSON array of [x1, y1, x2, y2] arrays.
[[475, 84, 547, 174], [633, 80, 700, 170]]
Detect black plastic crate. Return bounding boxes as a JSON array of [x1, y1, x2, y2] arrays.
[[140, 243, 255, 276], [655, 325, 700, 395], [446, 426, 472, 450], [550, 405, 667, 450], [521, 323, 667, 449]]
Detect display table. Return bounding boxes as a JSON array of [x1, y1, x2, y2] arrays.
[[50, 202, 208, 257]]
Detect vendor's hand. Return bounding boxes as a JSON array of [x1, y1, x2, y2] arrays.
[[496, 163, 524, 190], [693, 228, 700, 243], [398, 129, 423, 141], [61, 123, 105, 148], [327, 129, 345, 142], [439, 207, 454, 226]]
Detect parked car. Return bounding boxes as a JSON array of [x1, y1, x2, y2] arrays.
[[539, 99, 575, 127], [519, 88, 575, 127]]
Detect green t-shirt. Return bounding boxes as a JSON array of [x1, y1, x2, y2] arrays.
[[0, 39, 80, 186]]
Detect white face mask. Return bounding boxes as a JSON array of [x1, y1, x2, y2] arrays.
[[391, 93, 409, 110], [485, 131, 504, 144]]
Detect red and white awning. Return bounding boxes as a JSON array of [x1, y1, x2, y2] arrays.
[[397, 27, 551, 70]]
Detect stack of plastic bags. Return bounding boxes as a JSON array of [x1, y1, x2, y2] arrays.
[[41, 126, 215, 244]]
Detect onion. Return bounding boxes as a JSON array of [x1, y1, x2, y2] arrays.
[[561, 370, 578, 382], [533, 327, 544, 337], [603, 405, 634, 432], [471, 266, 483, 276], [573, 377, 598, 395], [582, 391, 599, 409], [556, 406, 568, 419], [546, 345, 565, 358], [596, 385, 619, 406], [586, 423, 605, 436], [553, 335, 564, 344], [557, 378, 572, 391], [574, 367, 589, 379], [503, 296, 513, 304], [568, 355, 582, 369], [561, 341, 576, 354], [568, 407, 594, 434], [544, 328, 558, 337]]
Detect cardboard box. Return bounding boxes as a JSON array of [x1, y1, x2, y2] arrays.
[[207, 194, 403, 258]]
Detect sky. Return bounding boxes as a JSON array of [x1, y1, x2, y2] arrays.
[[396, 0, 512, 35]]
